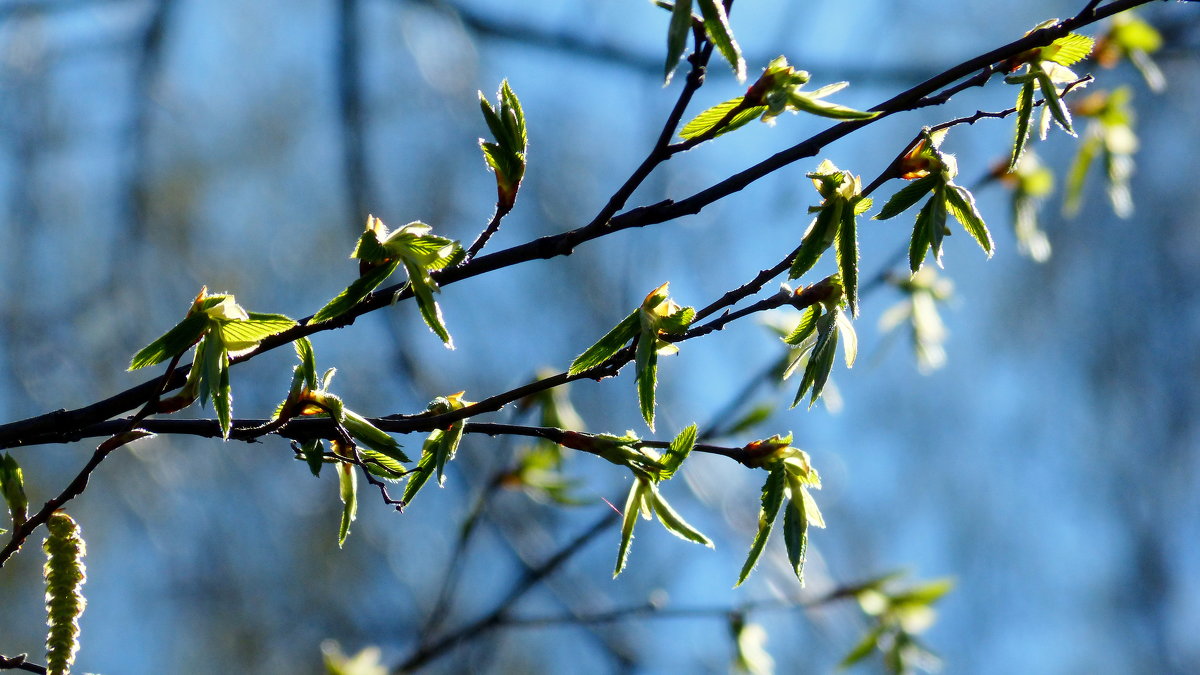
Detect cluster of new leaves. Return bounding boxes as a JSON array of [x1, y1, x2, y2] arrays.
[[876, 129, 994, 273], [43, 512, 86, 675], [273, 338, 409, 546], [1005, 28, 1097, 169], [400, 392, 472, 506], [662, 0, 745, 84], [313, 216, 464, 348], [839, 575, 955, 674], [569, 283, 694, 430], [780, 278, 858, 409], [729, 613, 774, 675], [479, 80, 527, 213], [505, 375, 589, 505], [879, 268, 954, 374], [602, 424, 713, 577], [1065, 87, 1138, 218], [736, 434, 825, 586], [790, 161, 872, 314], [1094, 12, 1165, 92], [680, 56, 878, 141], [130, 288, 298, 437], [986, 151, 1056, 262]]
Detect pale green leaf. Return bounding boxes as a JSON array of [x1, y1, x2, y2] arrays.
[[337, 461, 357, 548], [679, 97, 765, 140], [695, 0, 745, 81], [648, 484, 713, 547], [790, 199, 842, 280], [313, 262, 399, 324], [658, 423, 697, 480], [569, 311, 640, 375], [736, 467, 785, 586], [401, 447, 437, 506], [664, 0, 693, 84], [614, 478, 648, 577], [343, 410, 410, 463], [1010, 81, 1035, 170], [789, 94, 878, 121], [782, 491, 808, 585], [129, 312, 209, 370], [636, 334, 659, 430], [943, 184, 994, 256], [875, 175, 938, 221], [836, 202, 859, 316]]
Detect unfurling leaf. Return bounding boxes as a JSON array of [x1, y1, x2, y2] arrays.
[[736, 467, 785, 586], [614, 477, 648, 577], [337, 460, 357, 548], [663, 0, 694, 85], [678, 97, 766, 140], [658, 423, 697, 481], [569, 311, 640, 375], [44, 512, 86, 675], [479, 80, 527, 210], [636, 283, 694, 430], [695, 0, 745, 81]]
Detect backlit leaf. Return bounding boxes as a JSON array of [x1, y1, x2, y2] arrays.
[[736, 467, 785, 586], [569, 311, 640, 375]]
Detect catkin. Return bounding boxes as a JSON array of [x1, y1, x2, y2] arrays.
[[44, 512, 87, 675]]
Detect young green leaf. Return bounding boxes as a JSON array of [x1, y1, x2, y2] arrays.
[[128, 312, 209, 370], [342, 410, 409, 463], [312, 262, 398, 324], [1042, 33, 1094, 67], [218, 312, 297, 356], [44, 512, 86, 675], [404, 259, 454, 348], [909, 194, 948, 273], [337, 461, 357, 548], [782, 305, 819, 346], [794, 311, 839, 408], [838, 624, 887, 669], [788, 94, 878, 121], [875, 175, 939, 221], [569, 311, 639, 375], [735, 467, 786, 586], [836, 201, 859, 316], [943, 184, 994, 256], [401, 449, 436, 507], [695, 0, 745, 81], [658, 423, 697, 480], [614, 477, 649, 577], [835, 310, 858, 369], [299, 439, 325, 477], [678, 97, 765, 140], [782, 484, 809, 585], [648, 485, 713, 547], [1010, 80, 1035, 170], [1033, 67, 1075, 136], [635, 335, 660, 430], [664, 0, 693, 85], [790, 199, 842, 280]]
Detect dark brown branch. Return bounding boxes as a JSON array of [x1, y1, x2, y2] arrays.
[[396, 511, 619, 673], [337, 0, 371, 228], [0, 653, 46, 674]]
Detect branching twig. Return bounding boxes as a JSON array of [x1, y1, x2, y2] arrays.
[[397, 511, 619, 672], [0, 0, 1154, 452]]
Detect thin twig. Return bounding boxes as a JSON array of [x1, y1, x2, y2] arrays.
[[397, 512, 619, 672]]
